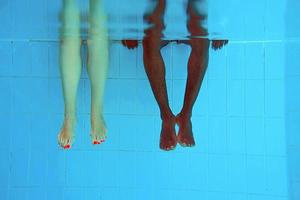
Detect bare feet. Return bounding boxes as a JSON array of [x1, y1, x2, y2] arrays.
[[176, 114, 195, 147], [58, 117, 76, 149], [211, 40, 228, 50], [160, 116, 177, 151], [90, 115, 107, 145]]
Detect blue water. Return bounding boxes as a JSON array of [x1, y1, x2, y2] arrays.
[[0, 0, 299, 200]]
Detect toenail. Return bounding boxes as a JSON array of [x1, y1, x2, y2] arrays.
[[93, 141, 101, 145], [64, 144, 71, 149]]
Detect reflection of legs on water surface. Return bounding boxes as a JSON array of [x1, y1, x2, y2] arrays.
[[143, 0, 177, 151], [87, 0, 109, 145], [58, 0, 81, 149]]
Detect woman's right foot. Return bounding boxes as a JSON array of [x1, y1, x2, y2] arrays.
[[58, 117, 76, 149], [159, 115, 177, 151]]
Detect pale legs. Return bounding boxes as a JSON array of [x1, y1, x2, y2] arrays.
[[58, 0, 108, 149], [87, 0, 108, 144], [58, 0, 81, 149]]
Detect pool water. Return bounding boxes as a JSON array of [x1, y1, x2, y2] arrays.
[[0, 0, 299, 200]]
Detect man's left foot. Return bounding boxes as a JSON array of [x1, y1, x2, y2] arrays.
[[176, 114, 195, 147]]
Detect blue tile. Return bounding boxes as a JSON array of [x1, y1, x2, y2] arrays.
[[12, 78, 33, 113], [169, 153, 190, 189], [63, 189, 83, 200], [0, 151, 9, 187], [100, 151, 119, 187], [265, 43, 284, 79], [108, 42, 120, 78], [118, 152, 136, 187], [207, 192, 229, 200], [30, 78, 49, 113], [229, 193, 247, 200], [46, 150, 66, 186], [80, 151, 101, 187], [0, 78, 12, 114], [136, 80, 159, 115], [227, 44, 245, 80], [172, 79, 186, 114], [101, 188, 120, 200], [0, 114, 11, 150], [208, 46, 226, 80], [45, 188, 63, 200], [194, 79, 208, 116], [152, 152, 172, 189], [9, 189, 28, 200], [290, 181, 300, 200], [31, 42, 49, 76], [48, 43, 60, 77], [11, 114, 31, 150], [286, 77, 300, 112], [246, 117, 265, 155], [208, 155, 228, 191], [190, 116, 209, 153], [119, 188, 137, 200], [100, 115, 120, 151], [246, 155, 266, 193], [227, 80, 244, 116], [152, 189, 172, 200], [29, 0, 48, 38], [208, 79, 227, 115], [119, 44, 137, 78], [27, 188, 46, 200], [30, 114, 49, 150], [245, 44, 264, 79], [28, 150, 47, 186], [135, 152, 154, 188], [47, 114, 63, 150], [118, 115, 137, 150], [118, 80, 137, 114], [136, 188, 154, 200], [12, 42, 31, 76], [0, 188, 8, 200], [10, 150, 29, 187], [11, 0, 32, 38], [286, 113, 300, 147], [0, 1, 12, 37], [288, 147, 300, 182], [65, 151, 84, 187], [245, 80, 264, 116], [209, 117, 227, 154], [266, 157, 288, 196], [135, 116, 156, 151], [103, 79, 120, 114], [228, 117, 246, 154], [228, 155, 247, 193], [188, 153, 208, 190], [48, 78, 64, 114], [286, 43, 300, 76], [46, 0, 61, 39], [265, 118, 286, 156], [0, 41, 12, 76], [172, 44, 190, 79], [83, 188, 102, 200], [161, 43, 172, 80], [265, 80, 284, 117]]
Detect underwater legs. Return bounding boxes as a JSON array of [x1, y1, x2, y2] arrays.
[[87, 0, 109, 145], [58, 0, 81, 149]]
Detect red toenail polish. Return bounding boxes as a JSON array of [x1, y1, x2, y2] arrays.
[[101, 139, 105, 142], [93, 141, 100, 145], [64, 144, 70, 149]]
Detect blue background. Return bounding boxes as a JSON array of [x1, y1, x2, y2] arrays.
[[0, 0, 299, 199]]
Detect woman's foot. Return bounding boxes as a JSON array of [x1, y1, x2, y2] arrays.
[[160, 115, 177, 151], [90, 115, 107, 145], [176, 113, 195, 147], [58, 117, 76, 149]]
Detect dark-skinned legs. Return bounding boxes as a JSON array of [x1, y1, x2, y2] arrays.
[[175, 0, 210, 147], [143, 0, 177, 151]]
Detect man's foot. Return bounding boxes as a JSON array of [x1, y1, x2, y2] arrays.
[[58, 118, 76, 149], [160, 116, 177, 151], [211, 40, 229, 50], [176, 114, 195, 147], [90, 115, 107, 145]]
